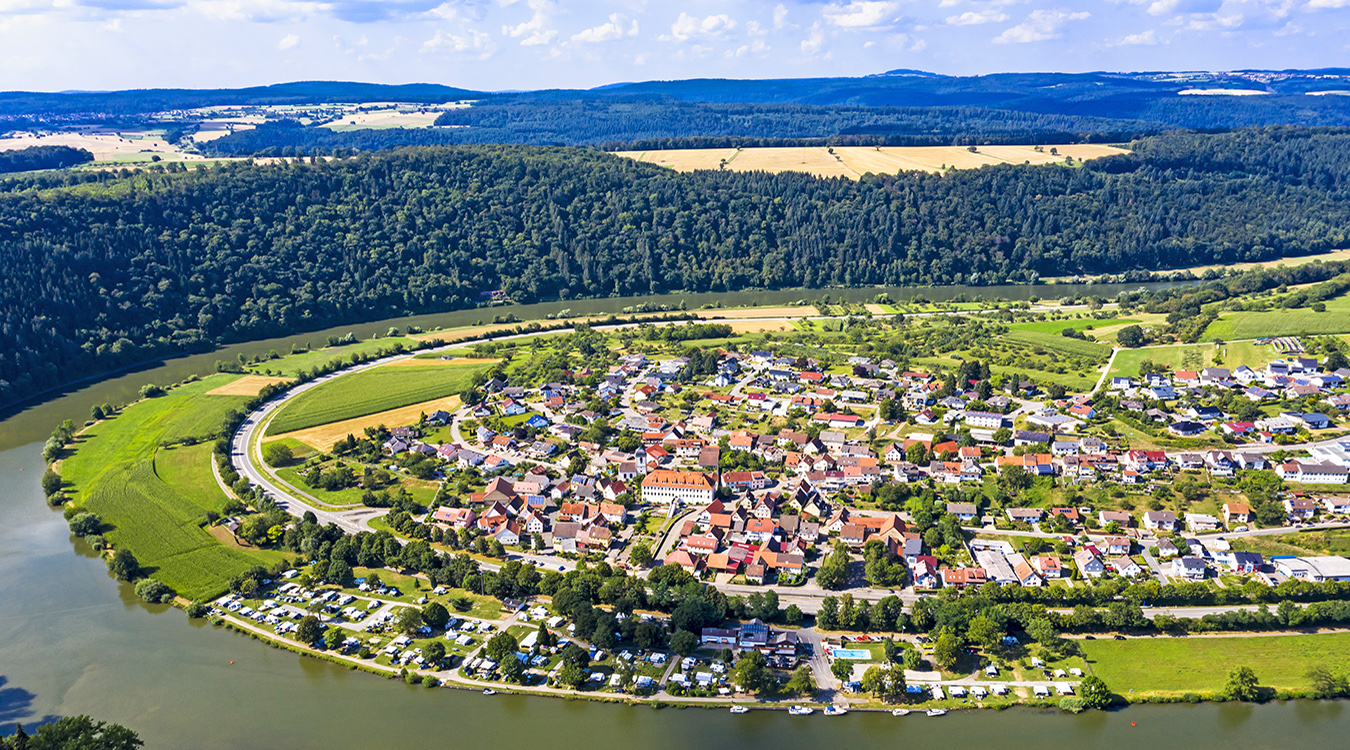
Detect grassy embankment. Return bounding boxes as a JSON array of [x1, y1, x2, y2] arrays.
[[1202, 287, 1350, 341], [61, 375, 288, 600], [266, 362, 489, 435], [1081, 633, 1350, 695]]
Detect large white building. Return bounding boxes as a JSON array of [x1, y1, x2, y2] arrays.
[[640, 470, 717, 505], [1275, 556, 1350, 582]]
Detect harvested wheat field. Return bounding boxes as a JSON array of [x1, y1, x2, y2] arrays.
[[618, 144, 1128, 179], [207, 375, 292, 397], [701, 305, 818, 319], [389, 356, 501, 366], [266, 395, 462, 452], [725, 320, 794, 333]]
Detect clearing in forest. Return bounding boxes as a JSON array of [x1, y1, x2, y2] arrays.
[[616, 144, 1129, 178]]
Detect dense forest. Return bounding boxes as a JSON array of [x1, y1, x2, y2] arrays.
[[1, 127, 1348, 409], [0, 145, 92, 174], [202, 100, 1152, 155]]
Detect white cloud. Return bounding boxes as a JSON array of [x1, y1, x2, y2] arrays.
[[571, 13, 637, 43], [502, 0, 556, 46], [421, 27, 494, 58], [822, 1, 903, 29], [1114, 28, 1159, 44], [278, 33, 299, 50], [729, 39, 770, 57], [1307, 0, 1350, 7], [801, 21, 825, 54], [1146, 0, 1223, 16], [946, 9, 1010, 25], [662, 12, 736, 42], [773, 3, 790, 29], [994, 9, 1091, 43]]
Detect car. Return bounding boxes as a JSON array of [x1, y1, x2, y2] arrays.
[[1234, 526, 1248, 532], [1084, 635, 1096, 640], [1114, 635, 1127, 640]]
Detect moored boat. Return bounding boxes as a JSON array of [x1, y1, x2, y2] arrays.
[[788, 706, 814, 716], [891, 709, 910, 716], [730, 705, 750, 714], [926, 709, 947, 717]]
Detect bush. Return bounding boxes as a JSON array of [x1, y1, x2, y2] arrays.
[[41, 467, 62, 496], [262, 442, 295, 468], [422, 675, 440, 688], [139, 383, 165, 398], [134, 578, 175, 604], [67, 512, 102, 536], [185, 600, 208, 618]]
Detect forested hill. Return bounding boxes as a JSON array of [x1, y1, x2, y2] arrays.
[[2, 127, 1349, 409]]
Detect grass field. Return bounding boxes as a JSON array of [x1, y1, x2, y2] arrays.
[[1108, 341, 1278, 380], [1006, 317, 1137, 335], [1080, 633, 1350, 694], [62, 375, 281, 600], [1231, 529, 1350, 558], [266, 362, 489, 435], [1203, 291, 1350, 341], [615, 144, 1128, 179], [1003, 330, 1113, 359], [250, 337, 421, 377]]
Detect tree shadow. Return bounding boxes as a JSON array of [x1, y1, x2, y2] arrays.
[[0, 676, 59, 729]]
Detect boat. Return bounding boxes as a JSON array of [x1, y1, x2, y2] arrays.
[[788, 706, 814, 716], [482, 689, 497, 696], [926, 709, 947, 717], [729, 706, 750, 714], [823, 706, 848, 716], [891, 709, 910, 716]]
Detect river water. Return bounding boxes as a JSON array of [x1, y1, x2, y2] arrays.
[[14, 280, 1346, 748]]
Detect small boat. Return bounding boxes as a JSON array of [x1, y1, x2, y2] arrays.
[[823, 706, 848, 716], [891, 709, 910, 716], [729, 706, 750, 714], [788, 706, 814, 716], [926, 709, 947, 717], [482, 689, 497, 696]]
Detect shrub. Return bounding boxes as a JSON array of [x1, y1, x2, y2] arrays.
[[134, 578, 175, 604], [67, 512, 102, 536], [139, 383, 165, 398]]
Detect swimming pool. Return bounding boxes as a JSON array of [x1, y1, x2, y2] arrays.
[[831, 649, 871, 660]]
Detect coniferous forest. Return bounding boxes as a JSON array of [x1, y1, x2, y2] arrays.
[[1, 126, 1348, 409]]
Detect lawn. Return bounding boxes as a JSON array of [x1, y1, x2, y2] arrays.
[[273, 460, 441, 509], [1080, 632, 1350, 694], [1231, 528, 1350, 558], [62, 375, 280, 600], [267, 361, 489, 434]]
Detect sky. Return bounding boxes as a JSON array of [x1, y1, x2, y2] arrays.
[[1, 1, 1348, 92]]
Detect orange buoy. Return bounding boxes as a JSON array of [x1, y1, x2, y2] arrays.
[[230, 660, 234, 664], [1131, 722, 1136, 727]]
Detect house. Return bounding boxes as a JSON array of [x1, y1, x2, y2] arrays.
[[1098, 510, 1133, 529], [964, 411, 1004, 429], [1185, 513, 1221, 532], [663, 550, 705, 574], [1006, 507, 1045, 525], [1285, 412, 1332, 430], [1222, 502, 1252, 527], [1073, 550, 1105, 577], [1277, 461, 1349, 485], [1112, 557, 1144, 578], [1172, 556, 1207, 580], [1168, 420, 1206, 437], [840, 524, 869, 548], [1103, 536, 1131, 556], [1231, 551, 1263, 574], [1014, 560, 1044, 587], [431, 507, 477, 529], [1034, 556, 1062, 579], [941, 567, 989, 589], [911, 556, 940, 588], [641, 470, 718, 504], [946, 503, 979, 523], [1144, 511, 1178, 532], [1284, 496, 1319, 519], [1156, 538, 1180, 558], [1323, 497, 1350, 515]]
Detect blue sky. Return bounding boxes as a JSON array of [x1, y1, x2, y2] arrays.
[[2, 1, 1347, 91]]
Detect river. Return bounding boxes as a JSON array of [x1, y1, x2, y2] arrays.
[[16, 280, 1349, 748]]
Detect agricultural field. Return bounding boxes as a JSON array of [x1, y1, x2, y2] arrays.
[[615, 144, 1129, 179], [1203, 291, 1350, 341], [206, 375, 291, 396], [1080, 633, 1350, 694], [247, 336, 422, 377], [61, 375, 281, 600], [266, 361, 490, 435], [1002, 330, 1112, 359], [1005, 317, 1138, 335], [266, 394, 462, 452]]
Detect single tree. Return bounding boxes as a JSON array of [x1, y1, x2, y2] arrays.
[[1225, 666, 1261, 702], [731, 650, 774, 694], [296, 615, 322, 645], [421, 601, 450, 630], [670, 629, 699, 657], [484, 631, 519, 663]]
